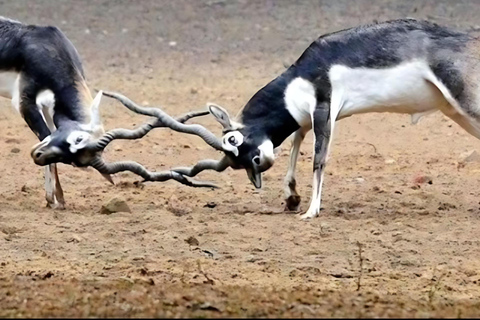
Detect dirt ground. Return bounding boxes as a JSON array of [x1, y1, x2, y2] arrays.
[[2, 0, 480, 317]]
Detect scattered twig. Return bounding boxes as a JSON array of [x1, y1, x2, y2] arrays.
[[356, 241, 364, 291], [428, 267, 445, 308], [197, 259, 215, 285], [365, 142, 377, 154]]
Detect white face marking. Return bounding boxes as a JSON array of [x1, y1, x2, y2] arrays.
[[257, 139, 275, 166], [66, 131, 91, 154], [284, 77, 317, 128], [329, 61, 451, 120], [222, 131, 244, 157], [31, 135, 52, 152]]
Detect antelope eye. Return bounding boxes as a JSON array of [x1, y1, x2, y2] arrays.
[[75, 136, 83, 144], [223, 131, 244, 147], [253, 155, 261, 166]]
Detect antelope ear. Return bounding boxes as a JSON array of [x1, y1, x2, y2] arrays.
[[208, 103, 232, 129], [89, 90, 103, 130]]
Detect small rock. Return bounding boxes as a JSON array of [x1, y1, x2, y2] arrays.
[[10, 147, 20, 154], [384, 159, 396, 164], [289, 269, 301, 277], [201, 249, 219, 259], [459, 150, 480, 163], [320, 222, 330, 231], [113, 146, 123, 152], [413, 174, 433, 185], [199, 302, 221, 312], [67, 235, 81, 243], [296, 304, 315, 315], [132, 256, 145, 261], [190, 88, 198, 94], [328, 268, 354, 279], [100, 196, 131, 215], [354, 177, 365, 184], [204, 201, 217, 208], [169, 41, 177, 47], [185, 236, 199, 246], [246, 255, 262, 263], [40, 271, 54, 280]]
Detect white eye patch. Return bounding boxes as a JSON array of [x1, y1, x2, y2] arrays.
[[222, 131, 244, 157], [66, 131, 91, 154]]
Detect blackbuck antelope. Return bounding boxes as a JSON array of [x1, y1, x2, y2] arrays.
[[0, 16, 109, 208], [0, 17, 218, 208], [169, 18, 480, 219]]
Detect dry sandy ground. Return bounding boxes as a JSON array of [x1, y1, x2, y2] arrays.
[[1, 0, 480, 317]]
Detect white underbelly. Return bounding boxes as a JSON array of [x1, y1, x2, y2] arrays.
[[0, 71, 20, 112], [331, 61, 450, 119]]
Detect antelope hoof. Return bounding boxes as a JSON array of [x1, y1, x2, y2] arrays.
[[284, 195, 301, 211], [299, 209, 319, 220], [46, 201, 65, 210]]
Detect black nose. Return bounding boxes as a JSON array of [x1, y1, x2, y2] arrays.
[[31, 146, 54, 166], [32, 150, 43, 160]]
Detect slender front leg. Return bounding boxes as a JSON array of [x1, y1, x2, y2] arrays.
[[284, 128, 308, 211], [38, 100, 65, 209], [300, 103, 333, 220], [53, 164, 65, 209], [21, 91, 58, 208], [44, 165, 55, 207], [43, 164, 64, 209]]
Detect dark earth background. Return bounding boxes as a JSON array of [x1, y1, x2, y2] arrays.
[[1, 0, 480, 317]]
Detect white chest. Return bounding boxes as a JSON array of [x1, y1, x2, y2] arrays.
[[284, 77, 317, 128]]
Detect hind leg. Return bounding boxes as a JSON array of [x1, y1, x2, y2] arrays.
[[437, 102, 480, 140], [300, 102, 333, 220]]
